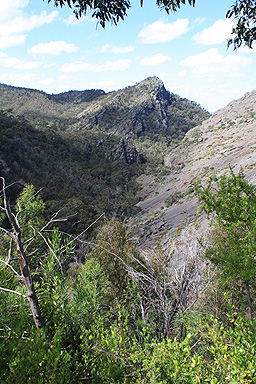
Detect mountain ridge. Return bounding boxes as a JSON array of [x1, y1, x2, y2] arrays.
[[0, 77, 209, 137]]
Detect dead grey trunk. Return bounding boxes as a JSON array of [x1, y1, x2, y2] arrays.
[[246, 281, 253, 323], [1, 178, 45, 330], [17, 241, 45, 330]]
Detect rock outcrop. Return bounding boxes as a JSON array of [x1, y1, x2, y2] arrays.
[[106, 138, 142, 164]]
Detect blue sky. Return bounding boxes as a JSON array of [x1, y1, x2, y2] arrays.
[[0, 0, 255, 112]]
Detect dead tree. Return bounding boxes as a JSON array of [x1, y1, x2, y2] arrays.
[[0, 178, 45, 330], [0, 178, 104, 331]]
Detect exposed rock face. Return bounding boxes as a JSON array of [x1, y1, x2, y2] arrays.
[[106, 138, 142, 164], [133, 90, 256, 249], [0, 77, 209, 143]]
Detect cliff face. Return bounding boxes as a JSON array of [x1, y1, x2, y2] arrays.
[[1, 77, 255, 251], [0, 76, 209, 166], [133, 90, 256, 250]]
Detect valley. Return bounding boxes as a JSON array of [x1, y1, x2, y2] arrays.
[[1, 77, 256, 383], [0, 76, 209, 235], [1, 77, 256, 249]]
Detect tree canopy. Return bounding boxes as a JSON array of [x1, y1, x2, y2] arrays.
[[46, 0, 196, 27], [46, 0, 256, 48], [227, 0, 256, 49]]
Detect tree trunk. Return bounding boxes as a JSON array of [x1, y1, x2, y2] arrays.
[[3, 187, 45, 330], [17, 244, 45, 330], [246, 282, 253, 323]]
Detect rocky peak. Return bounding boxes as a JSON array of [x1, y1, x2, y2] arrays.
[[76, 77, 209, 141]]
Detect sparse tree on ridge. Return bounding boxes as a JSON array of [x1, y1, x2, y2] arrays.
[[45, 0, 256, 49]]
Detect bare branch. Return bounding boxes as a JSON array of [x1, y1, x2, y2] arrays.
[[0, 180, 19, 199], [41, 213, 105, 261], [0, 259, 22, 280], [38, 231, 64, 277], [182, 265, 217, 316], [0, 177, 45, 330], [91, 346, 127, 362], [0, 226, 14, 239], [23, 209, 69, 250], [65, 212, 105, 245], [6, 238, 13, 263], [0, 286, 27, 299]]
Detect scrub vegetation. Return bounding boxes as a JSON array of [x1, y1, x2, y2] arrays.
[[1, 168, 256, 383]]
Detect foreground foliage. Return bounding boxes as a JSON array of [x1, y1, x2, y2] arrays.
[[1, 174, 256, 382]]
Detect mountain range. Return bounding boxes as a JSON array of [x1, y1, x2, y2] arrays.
[[1, 76, 255, 251]]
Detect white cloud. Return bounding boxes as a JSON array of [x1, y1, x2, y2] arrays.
[[141, 53, 171, 66], [223, 54, 251, 68], [0, 53, 42, 69], [0, 11, 58, 36], [29, 41, 77, 55], [158, 72, 167, 79], [181, 48, 222, 67], [194, 17, 207, 26], [0, 73, 37, 84], [238, 43, 256, 53], [0, 0, 29, 22], [192, 19, 233, 45], [179, 70, 186, 77], [0, 1, 29, 48], [0, 35, 26, 49], [0, 1, 58, 49], [62, 59, 131, 73], [138, 19, 189, 44], [181, 48, 251, 76], [38, 78, 56, 86], [101, 44, 135, 54], [92, 80, 115, 89]]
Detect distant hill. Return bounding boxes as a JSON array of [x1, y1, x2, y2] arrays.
[[0, 77, 210, 233]]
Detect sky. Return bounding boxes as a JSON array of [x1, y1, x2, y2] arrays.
[[0, 0, 255, 112]]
